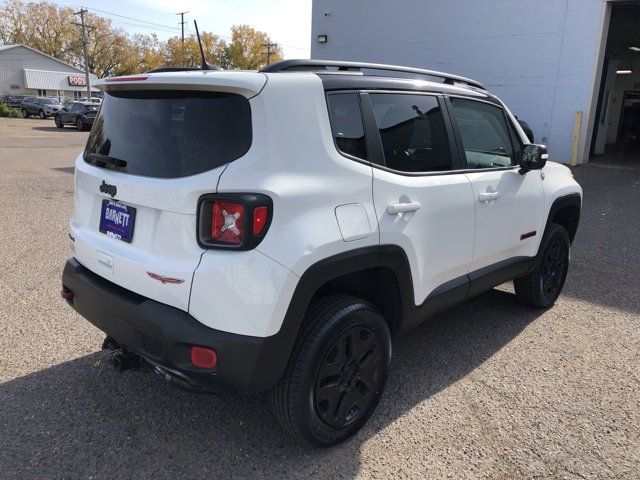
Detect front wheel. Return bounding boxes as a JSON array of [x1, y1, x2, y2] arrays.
[[272, 295, 391, 447], [39, 109, 46, 119], [76, 118, 84, 130], [22, 109, 29, 118], [514, 223, 570, 308], [54, 115, 63, 128]]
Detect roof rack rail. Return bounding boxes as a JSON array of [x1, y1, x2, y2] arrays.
[[260, 59, 485, 90]]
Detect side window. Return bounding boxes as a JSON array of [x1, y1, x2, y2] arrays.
[[326, 93, 367, 160], [370, 93, 452, 173], [450, 98, 516, 169]]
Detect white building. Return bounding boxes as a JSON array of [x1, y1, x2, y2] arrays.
[[311, 0, 640, 166], [0, 44, 98, 100]]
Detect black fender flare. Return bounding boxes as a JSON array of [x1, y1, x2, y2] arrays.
[[543, 193, 582, 244], [258, 245, 414, 389]]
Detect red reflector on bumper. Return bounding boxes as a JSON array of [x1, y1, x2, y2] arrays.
[[61, 286, 74, 300], [190, 346, 218, 368]]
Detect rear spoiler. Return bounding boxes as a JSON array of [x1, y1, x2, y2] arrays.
[[94, 71, 267, 99]]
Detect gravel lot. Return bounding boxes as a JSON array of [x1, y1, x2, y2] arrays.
[[0, 117, 639, 479]]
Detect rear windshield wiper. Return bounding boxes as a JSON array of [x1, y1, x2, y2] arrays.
[[85, 153, 127, 169]]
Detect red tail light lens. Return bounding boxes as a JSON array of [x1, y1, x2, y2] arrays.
[[197, 193, 272, 250], [253, 205, 268, 235], [190, 346, 218, 369], [211, 201, 244, 245]]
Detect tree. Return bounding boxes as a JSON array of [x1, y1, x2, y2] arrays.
[[0, 0, 78, 63], [165, 32, 226, 68], [0, 0, 284, 76], [222, 25, 282, 70], [126, 33, 165, 74]]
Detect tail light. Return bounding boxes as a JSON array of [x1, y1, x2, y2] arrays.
[[197, 193, 272, 250]]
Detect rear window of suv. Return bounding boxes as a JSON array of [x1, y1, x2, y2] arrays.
[[84, 90, 252, 178]]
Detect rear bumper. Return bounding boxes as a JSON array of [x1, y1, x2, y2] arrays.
[[62, 258, 291, 393]]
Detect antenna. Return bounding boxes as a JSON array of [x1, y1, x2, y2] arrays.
[[193, 20, 223, 71], [194, 20, 208, 70]]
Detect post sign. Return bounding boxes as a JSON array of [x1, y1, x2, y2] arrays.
[[68, 75, 87, 87]]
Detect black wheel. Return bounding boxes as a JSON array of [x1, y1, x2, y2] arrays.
[[76, 117, 84, 130], [54, 115, 63, 128], [22, 108, 29, 118], [272, 295, 391, 447], [39, 109, 45, 119], [514, 223, 570, 308]]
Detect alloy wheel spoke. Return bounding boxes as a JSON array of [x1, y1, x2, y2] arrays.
[[335, 389, 361, 423], [314, 324, 384, 428]]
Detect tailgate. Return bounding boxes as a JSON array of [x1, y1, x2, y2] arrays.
[[69, 78, 258, 311], [70, 158, 227, 311]]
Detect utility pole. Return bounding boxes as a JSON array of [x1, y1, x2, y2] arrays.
[[73, 8, 92, 99], [176, 11, 188, 67], [261, 42, 278, 66], [176, 11, 188, 44]]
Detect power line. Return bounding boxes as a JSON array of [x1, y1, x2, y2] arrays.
[[0, 1, 310, 53]]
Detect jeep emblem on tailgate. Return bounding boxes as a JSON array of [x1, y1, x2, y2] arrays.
[[99, 180, 117, 197]]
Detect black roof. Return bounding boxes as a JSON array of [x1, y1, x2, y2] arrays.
[[261, 59, 485, 89], [318, 73, 501, 104], [260, 59, 500, 102]]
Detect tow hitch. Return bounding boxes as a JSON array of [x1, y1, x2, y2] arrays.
[[101, 336, 142, 372]]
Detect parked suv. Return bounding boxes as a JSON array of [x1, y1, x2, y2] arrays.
[[54, 101, 99, 130], [61, 60, 582, 446], [1, 94, 27, 108], [21, 96, 63, 118]]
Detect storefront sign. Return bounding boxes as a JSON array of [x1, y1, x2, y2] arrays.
[[68, 75, 87, 87]]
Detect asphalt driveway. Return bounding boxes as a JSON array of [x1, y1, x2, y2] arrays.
[[0, 117, 638, 479]]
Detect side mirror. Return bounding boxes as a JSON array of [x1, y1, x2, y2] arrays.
[[519, 144, 548, 174]]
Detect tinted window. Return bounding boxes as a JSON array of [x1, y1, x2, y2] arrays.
[[370, 94, 452, 172], [85, 90, 252, 178], [40, 99, 57, 105], [327, 93, 367, 160], [450, 98, 516, 169]]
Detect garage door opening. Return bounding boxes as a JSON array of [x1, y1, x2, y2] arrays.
[[590, 1, 640, 168]]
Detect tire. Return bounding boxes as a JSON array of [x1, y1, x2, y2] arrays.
[[39, 109, 45, 119], [76, 118, 84, 130], [272, 295, 391, 447], [22, 109, 29, 118], [54, 115, 63, 128], [514, 223, 570, 308]]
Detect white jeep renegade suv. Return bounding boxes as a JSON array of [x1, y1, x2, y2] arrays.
[[62, 60, 582, 446]]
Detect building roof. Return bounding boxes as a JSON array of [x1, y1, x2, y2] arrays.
[[0, 43, 92, 75], [24, 68, 98, 92]]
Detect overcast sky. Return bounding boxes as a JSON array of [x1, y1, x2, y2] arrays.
[[39, 0, 312, 58]]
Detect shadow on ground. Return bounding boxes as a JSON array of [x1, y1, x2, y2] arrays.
[[31, 126, 83, 133], [51, 166, 75, 174], [0, 289, 542, 479]]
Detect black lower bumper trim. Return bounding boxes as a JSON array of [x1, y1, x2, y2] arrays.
[[62, 258, 290, 393]]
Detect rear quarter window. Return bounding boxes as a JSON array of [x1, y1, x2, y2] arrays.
[[326, 93, 367, 160], [85, 90, 252, 178]]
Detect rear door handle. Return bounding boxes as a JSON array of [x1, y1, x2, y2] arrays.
[[478, 191, 501, 202], [386, 202, 421, 215]]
